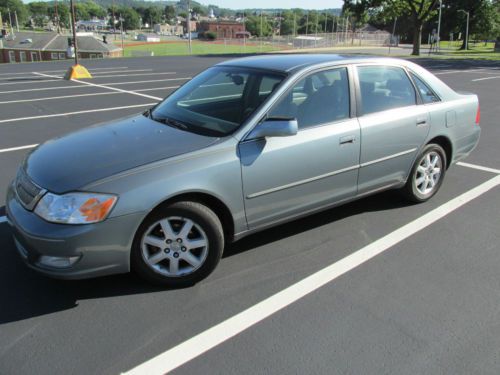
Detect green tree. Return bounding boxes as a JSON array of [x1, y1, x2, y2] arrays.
[[164, 5, 175, 21], [85, 1, 106, 19], [74, 3, 90, 21], [28, 1, 48, 27], [144, 6, 162, 26], [118, 6, 140, 31], [344, 0, 439, 55], [245, 14, 272, 37], [48, 2, 70, 29], [0, 0, 28, 27]]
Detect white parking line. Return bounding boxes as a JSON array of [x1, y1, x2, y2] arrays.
[[0, 77, 191, 95], [123, 174, 500, 375], [0, 103, 156, 124], [0, 144, 38, 153], [0, 67, 130, 76], [471, 76, 500, 82], [457, 162, 500, 174], [91, 69, 152, 75], [88, 72, 176, 79]]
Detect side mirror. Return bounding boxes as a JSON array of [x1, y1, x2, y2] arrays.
[[247, 118, 298, 140]]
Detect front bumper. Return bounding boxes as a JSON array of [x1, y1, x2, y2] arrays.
[[6, 182, 146, 280]]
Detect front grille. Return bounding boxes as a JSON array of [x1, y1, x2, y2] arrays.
[[15, 169, 45, 210]]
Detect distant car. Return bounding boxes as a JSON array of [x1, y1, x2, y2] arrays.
[[6, 55, 480, 287]]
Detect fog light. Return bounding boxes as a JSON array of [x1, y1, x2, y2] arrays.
[[38, 255, 81, 269]]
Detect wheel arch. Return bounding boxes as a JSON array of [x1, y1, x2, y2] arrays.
[[427, 135, 453, 169], [149, 192, 235, 242]]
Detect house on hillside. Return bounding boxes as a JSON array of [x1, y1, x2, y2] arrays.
[[0, 31, 122, 63], [153, 23, 183, 36], [197, 20, 245, 39]]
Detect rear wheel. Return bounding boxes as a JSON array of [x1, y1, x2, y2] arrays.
[[402, 144, 446, 203], [131, 201, 224, 287]]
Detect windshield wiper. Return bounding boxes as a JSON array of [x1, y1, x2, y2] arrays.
[[150, 114, 189, 131]]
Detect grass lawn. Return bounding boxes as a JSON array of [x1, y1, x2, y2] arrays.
[[120, 41, 281, 57], [431, 41, 500, 60]]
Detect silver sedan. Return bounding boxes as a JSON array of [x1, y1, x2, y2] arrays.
[[6, 55, 480, 287]]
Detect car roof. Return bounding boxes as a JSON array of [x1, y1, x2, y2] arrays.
[[216, 54, 407, 74]]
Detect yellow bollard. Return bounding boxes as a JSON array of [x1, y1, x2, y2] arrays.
[[64, 64, 92, 80]]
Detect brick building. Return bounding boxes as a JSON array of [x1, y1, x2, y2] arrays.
[[0, 32, 122, 63], [198, 21, 246, 39]]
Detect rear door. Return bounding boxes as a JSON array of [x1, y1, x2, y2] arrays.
[[355, 65, 430, 194]]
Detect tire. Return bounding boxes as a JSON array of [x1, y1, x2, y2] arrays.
[[402, 143, 447, 203], [131, 201, 224, 287]]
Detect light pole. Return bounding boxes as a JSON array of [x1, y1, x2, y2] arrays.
[[187, 0, 192, 54], [436, 0, 442, 51], [69, 0, 79, 65], [458, 9, 469, 50]]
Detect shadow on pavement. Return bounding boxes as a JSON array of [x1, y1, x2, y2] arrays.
[[0, 190, 411, 325]]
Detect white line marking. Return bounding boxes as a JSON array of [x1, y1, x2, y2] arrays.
[[0, 77, 190, 95], [0, 91, 123, 104], [70, 77, 162, 101], [0, 78, 62, 86], [0, 144, 38, 153], [0, 216, 6, 224], [91, 69, 152, 75], [471, 76, 500, 82], [89, 72, 176, 79], [457, 162, 500, 174], [122, 174, 500, 375], [0, 103, 156, 124], [0, 86, 179, 104], [0, 67, 129, 76]]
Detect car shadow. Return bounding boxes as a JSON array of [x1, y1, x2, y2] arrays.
[[0, 190, 411, 325]]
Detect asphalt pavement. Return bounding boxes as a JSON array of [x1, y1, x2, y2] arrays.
[[0, 54, 499, 375]]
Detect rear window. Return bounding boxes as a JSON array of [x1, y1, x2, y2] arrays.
[[357, 66, 417, 115]]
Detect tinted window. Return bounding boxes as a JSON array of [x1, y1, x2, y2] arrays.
[[410, 72, 440, 104], [357, 66, 416, 115], [151, 67, 285, 136], [268, 68, 350, 129]]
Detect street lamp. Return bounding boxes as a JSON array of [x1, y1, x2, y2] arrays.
[[458, 9, 469, 50]]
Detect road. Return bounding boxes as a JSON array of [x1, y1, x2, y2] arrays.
[[0, 54, 499, 375]]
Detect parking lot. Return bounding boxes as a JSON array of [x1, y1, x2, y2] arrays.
[[0, 55, 499, 375]]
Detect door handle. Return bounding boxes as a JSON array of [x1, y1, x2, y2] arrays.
[[339, 135, 356, 145], [416, 118, 428, 127]]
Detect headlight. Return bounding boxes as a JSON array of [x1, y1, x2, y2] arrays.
[[34, 192, 117, 224]]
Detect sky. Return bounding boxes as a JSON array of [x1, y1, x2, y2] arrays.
[[205, 0, 344, 10]]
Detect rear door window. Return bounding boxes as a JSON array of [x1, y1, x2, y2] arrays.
[[357, 66, 417, 115]]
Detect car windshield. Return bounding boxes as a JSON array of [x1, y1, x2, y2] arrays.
[[150, 66, 286, 137]]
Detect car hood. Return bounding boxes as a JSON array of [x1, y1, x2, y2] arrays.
[[24, 114, 219, 193]]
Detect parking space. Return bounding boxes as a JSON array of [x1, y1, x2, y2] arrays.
[[0, 55, 499, 375]]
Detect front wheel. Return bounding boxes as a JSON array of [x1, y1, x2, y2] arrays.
[[131, 201, 224, 287], [402, 144, 446, 203]]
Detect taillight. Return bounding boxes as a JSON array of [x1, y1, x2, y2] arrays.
[[475, 104, 481, 125]]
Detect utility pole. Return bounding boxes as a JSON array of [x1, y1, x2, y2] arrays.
[[69, 0, 79, 65], [260, 10, 263, 51], [120, 13, 124, 51], [14, 11, 19, 32], [436, 0, 442, 51], [293, 12, 296, 37], [7, 8, 14, 36], [55, 0, 60, 33], [187, 0, 192, 54], [112, 0, 116, 40], [389, 17, 397, 54]]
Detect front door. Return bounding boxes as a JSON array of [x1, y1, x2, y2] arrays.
[[239, 67, 360, 229]]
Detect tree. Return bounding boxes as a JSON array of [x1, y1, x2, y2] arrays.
[[0, 0, 28, 27], [85, 1, 106, 19], [343, 0, 439, 55], [245, 14, 272, 37], [48, 2, 69, 29], [144, 6, 163, 27], [28, 1, 48, 27], [74, 3, 90, 21], [164, 5, 175, 21], [118, 6, 140, 31]]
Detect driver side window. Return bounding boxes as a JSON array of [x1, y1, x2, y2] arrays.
[[267, 67, 350, 129]]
